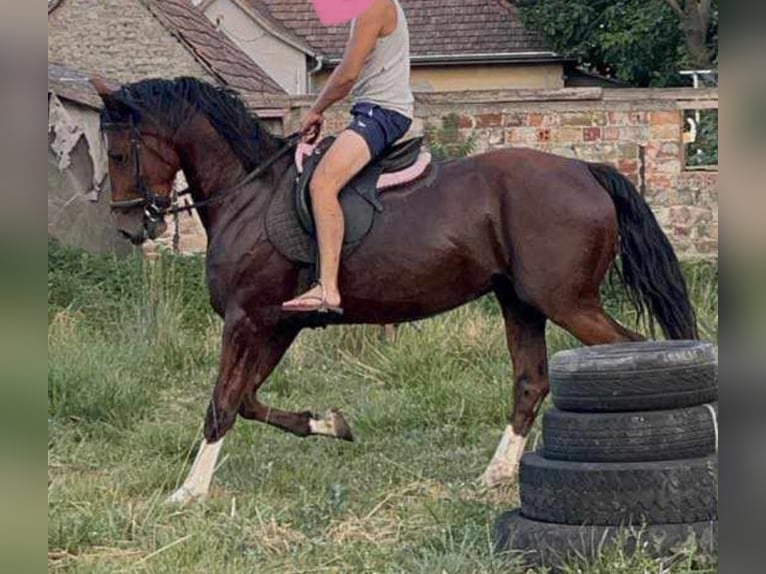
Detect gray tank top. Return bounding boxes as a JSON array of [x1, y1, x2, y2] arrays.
[[350, 0, 414, 118]]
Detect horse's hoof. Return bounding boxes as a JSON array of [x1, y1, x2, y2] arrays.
[[165, 485, 206, 506], [309, 409, 355, 440], [329, 409, 354, 442], [480, 462, 516, 489]]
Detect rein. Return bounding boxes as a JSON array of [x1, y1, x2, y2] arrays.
[[168, 132, 301, 216], [103, 116, 300, 220]]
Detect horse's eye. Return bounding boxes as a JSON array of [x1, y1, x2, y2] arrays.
[[108, 152, 127, 164]]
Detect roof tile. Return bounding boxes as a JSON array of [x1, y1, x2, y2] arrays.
[[143, 0, 286, 95], [48, 62, 104, 109], [244, 0, 549, 59]]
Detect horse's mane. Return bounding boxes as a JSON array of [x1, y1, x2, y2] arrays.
[[101, 77, 282, 171]]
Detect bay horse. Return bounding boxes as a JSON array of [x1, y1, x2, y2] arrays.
[[93, 77, 696, 503]]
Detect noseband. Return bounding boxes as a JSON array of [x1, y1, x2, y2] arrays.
[[102, 117, 300, 223]]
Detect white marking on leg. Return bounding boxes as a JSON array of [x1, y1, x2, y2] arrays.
[[309, 415, 336, 437], [166, 438, 224, 505], [481, 425, 528, 487]]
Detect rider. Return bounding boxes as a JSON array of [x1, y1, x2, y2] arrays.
[[281, 0, 414, 314]]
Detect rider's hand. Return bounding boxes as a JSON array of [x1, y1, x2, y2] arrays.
[[300, 109, 323, 143]]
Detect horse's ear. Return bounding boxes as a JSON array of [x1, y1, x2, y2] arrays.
[[90, 76, 135, 118], [91, 75, 119, 99]]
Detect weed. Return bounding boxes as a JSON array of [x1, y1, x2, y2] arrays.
[[48, 241, 717, 572]]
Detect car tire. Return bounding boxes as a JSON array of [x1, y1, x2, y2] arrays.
[[519, 452, 718, 525], [542, 403, 718, 462], [550, 341, 717, 412], [494, 509, 718, 568]]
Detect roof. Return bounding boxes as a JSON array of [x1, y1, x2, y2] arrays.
[[243, 0, 349, 58], [49, 0, 285, 100], [244, 0, 554, 61], [222, 0, 316, 55], [142, 0, 287, 97], [48, 62, 104, 109]]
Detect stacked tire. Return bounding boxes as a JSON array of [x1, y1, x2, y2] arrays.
[[495, 341, 718, 568]]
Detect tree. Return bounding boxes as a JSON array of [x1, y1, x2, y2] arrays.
[[509, 0, 718, 87], [663, 0, 716, 69]]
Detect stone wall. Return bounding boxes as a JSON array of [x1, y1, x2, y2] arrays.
[[48, 0, 212, 84], [156, 87, 719, 259], [49, 0, 216, 257]]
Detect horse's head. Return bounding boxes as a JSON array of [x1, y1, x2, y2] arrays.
[[92, 77, 182, 245]]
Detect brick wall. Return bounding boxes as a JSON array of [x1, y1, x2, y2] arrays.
[[142, 87, 719, 259], [48, 0, 213, 84], [287, 87, 718, 259]]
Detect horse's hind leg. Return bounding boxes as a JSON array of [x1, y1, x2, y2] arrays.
[[550, 299, 644, 345], [482, 277, 549, 487]]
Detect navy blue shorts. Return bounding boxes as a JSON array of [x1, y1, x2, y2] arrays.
[[346, 102, 412, 160]]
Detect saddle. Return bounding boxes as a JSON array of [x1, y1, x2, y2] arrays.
[[266, 135, 432, 265]]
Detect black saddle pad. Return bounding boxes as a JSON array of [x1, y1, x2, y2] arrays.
[[295, 136, 385, 241], [265, 137, 431, 265]]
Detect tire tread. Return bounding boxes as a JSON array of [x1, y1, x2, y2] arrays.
[[542, 404, 717, 462], [519, 452, 718, 525], [494, 509, 718, 568]]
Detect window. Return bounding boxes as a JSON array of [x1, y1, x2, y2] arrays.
[[683, 108, 718, 169]]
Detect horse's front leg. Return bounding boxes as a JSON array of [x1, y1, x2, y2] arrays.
[[168, 313, 295, 505], [238, 399, 355, 442], [237, 328, 354, 441]]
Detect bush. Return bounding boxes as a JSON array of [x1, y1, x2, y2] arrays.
[[426, 113, 476, 160], [48, 238, 213, 331]]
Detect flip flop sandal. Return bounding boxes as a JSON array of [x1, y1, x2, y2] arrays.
[[281, 282, 344, 316]]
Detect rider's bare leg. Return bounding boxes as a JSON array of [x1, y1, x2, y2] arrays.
[[282, 130, 371, 310]]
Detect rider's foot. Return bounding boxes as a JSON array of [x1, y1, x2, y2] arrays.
[[281, 282, 343, 314]]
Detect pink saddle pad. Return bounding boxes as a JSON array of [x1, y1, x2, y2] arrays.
[[295, 142, 432, 190]]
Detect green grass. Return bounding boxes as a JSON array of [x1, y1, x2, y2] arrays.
[[48, 240, 718, 573]]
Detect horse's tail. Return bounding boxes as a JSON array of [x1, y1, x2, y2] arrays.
[[588, 163, 698, 340]]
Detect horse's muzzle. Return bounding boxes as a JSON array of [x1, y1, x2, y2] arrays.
[[119, 227, 147, 245], [116, 206, 167, 244], [117, 219, 166, 245], [145, 217, 167, 240]]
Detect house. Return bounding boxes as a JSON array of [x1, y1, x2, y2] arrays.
[[48, 0, 289, 116], [48, 0, 291, 253], [192, 0, 318, 94], [48, 63, 131, 254], [195, 0, 568, 94]]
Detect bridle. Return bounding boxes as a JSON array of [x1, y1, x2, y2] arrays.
[[102, 116, 300, 226], [103, 117, 176, 227]]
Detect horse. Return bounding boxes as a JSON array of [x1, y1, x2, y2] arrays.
[[92, 76, 697, 504]]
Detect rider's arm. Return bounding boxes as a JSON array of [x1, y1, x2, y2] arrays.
[[309, 0, 388, 115]]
